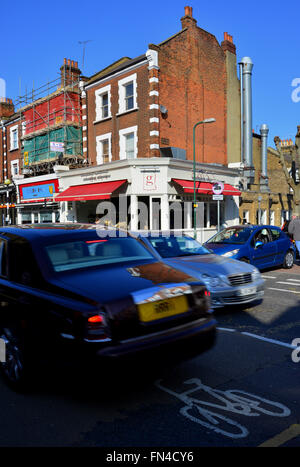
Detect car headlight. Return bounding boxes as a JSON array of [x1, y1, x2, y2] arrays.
[[222, 249, 240, 257], [201, 274, 223, 288], [251, 268, 261, 282]]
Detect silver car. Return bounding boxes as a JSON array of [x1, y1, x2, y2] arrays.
[[138, 234, 265, 309]]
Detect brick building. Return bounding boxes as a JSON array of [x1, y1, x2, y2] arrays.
[[239, 131, 295, 227], [0, 60, 87, 225], [54, 6, 242, 238]]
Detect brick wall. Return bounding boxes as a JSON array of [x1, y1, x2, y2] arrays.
[[86, 7, 228, 166], [158, 10, 227, 164]]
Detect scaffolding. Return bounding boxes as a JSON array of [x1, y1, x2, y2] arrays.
[[16, 60, 86, 176]]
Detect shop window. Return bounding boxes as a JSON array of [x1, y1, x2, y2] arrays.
[[21, 212, 32, 224], [40, 211, 52, 223], [203, 202, 224, 228]]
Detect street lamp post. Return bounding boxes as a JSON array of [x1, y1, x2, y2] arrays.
[[193, 118, 216, 239]]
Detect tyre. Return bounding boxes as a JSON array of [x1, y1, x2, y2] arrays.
[[283, 250, 294, 269], [0, 324, 33, 392]]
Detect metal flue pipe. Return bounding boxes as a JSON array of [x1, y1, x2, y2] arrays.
[[260, 124, 269, 179], [240, 57, 254, 168]]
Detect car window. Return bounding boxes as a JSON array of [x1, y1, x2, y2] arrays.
[[45, 237, 154, 272], [148, 236, 211, 258], [270, 228, 281, 241], [253, 229, 270, 245], [9, 238, 42, 286], [208, 227, 253, 244]]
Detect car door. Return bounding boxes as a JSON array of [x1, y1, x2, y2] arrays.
[[251, 228, 277, 268], [269, 227, 289, 265]]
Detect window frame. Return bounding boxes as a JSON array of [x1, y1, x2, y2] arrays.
[[95, 84, 111, 122], [119, 126, 138, 160], [118, 73, 137, 114], [10, 159, 19, 177], [10, 125, 19, 151], [96, 132, 112, 164]]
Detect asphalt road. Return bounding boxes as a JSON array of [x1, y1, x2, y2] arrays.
[[1, 263, 300, 449]]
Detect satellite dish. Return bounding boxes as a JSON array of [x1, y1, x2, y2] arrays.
[[160, 105, 168, 115]]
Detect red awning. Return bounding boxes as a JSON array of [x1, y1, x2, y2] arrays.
[[54, 180, 127, 202], [172, 179, 241, 196]]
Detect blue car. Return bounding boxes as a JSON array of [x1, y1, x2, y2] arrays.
[[204, 224, 295, 270]]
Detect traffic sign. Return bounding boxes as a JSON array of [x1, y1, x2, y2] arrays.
[[212, 182, 224, 195], [213, 194, 224, 201]]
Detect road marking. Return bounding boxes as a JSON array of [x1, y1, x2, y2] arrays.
[[259, 424, 300, 447], [276, 281, 300, 286], [261, 275, 277, 279], [267, 287, 300, 294], [216, 327, 236, 332], [156, 378, 291, 440], [241, 332, 297, 350], [286, 278, 300, 283]]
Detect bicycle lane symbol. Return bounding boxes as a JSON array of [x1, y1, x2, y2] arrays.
[[155, 378, 291, 439]]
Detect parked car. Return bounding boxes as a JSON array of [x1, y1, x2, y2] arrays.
[[204, 224, 295, 269], [0, 224, 216, 391], [137, 233, 264, 309]]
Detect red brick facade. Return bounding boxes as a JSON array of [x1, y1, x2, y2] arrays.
[[85, 6, 228, 166]]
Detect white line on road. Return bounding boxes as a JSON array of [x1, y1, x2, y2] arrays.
[[276, 281, 300, 287], [286, 278, 300, 283], [217, 328, 297, 350], [267, 287, 300, 294], [261, 275, 277, 279], [241, 332, 297, 350]]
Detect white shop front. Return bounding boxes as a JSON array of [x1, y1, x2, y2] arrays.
[[54, 158, 241, 242]]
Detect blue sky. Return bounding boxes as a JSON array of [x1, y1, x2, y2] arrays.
[[1, 0, 299, 148]]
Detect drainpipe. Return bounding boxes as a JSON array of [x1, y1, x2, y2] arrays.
[[260, 124, 270, 192]]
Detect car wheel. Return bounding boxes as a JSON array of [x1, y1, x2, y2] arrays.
[[0, 324, 32, 392], [283, 251, 294, 269]]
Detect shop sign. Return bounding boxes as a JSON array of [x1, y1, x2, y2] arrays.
[[143, 174, 157, 191], [20, 180, 58, 202]]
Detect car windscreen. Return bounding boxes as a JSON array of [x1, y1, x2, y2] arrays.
[[148, 236, 211, 258], [208, 227, 253, 244], [45, 237, 154, 272]]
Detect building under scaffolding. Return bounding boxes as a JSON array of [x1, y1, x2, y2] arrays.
[[16, 59, 86, 176]]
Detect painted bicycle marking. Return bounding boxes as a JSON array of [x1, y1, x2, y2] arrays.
[[155, 378, 291, 439]]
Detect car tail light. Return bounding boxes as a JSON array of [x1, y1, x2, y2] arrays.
[[85, 313, 111, 342]]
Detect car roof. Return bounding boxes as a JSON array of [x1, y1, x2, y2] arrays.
[[0, 223, 127, 240]]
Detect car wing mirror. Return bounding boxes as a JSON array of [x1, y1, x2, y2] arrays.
[[255, 241, 263, 248]]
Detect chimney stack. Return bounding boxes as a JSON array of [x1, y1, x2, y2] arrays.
[[0, 97, 15, 119], [221, 32, 236, 55], [60, 58, 81, 87], [181, 6, 197, 29]]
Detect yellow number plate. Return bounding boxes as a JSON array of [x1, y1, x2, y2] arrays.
[[138, 295, 188, 323]]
